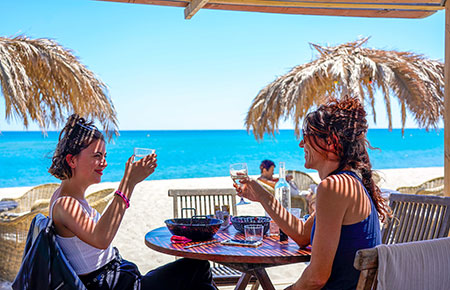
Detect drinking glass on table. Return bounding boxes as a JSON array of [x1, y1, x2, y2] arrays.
[[229, 163, 250, 205], [134, 147, 155, 162]]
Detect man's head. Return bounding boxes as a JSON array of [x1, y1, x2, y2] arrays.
[[260, 159, 275, 180]]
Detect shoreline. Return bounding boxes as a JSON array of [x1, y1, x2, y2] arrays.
[[0, 166, 444, 198], [0, 166, 445, 288]]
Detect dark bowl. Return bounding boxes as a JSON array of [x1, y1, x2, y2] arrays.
[[231, 216, 271, 234], [165, 217, 222, 241]]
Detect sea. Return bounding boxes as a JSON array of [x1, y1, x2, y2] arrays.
[[0, 129, 444, 188]]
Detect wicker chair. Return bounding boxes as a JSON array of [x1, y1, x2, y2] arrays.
[[0, 183, 60, 214], [27, 188, 115, 214], [168, 188, 259, 289], [396, 176, 444, 196], [286, 170, 318, 215], [86, 188, 115, 214], [0, 208, 49, 281]]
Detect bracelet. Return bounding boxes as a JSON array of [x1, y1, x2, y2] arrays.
[[115, 190, 130, 209]]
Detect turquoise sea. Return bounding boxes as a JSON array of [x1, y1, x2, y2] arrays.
[[0, 129, 444, 188]]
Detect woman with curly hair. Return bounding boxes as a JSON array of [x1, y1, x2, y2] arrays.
[[236, 96, 390, 290], [48, 114, 214, 290]]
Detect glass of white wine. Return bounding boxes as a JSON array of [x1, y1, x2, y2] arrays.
[[229, 163, 250, 205], [134, 148, 155, 162]]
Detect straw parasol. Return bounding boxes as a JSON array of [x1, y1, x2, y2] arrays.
[[0, 35, 118, 136], [245, 38, 444, 140]]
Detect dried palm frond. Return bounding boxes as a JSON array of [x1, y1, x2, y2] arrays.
[[0, 35, 118, 137], [246, 37, 444, 139]]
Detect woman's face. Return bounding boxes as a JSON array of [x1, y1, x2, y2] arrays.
[[70, 139, 107, 185], [299, 136, 327, 170]]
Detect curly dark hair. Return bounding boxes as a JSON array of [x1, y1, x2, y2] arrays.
[[259, 159, 275, 173], [302, 96, 390, 222], [48, 114, 104, 180]]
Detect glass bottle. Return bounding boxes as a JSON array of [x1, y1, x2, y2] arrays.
[[275, 162, 291, 241]]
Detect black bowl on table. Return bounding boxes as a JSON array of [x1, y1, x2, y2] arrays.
[[165, 216, 223, 241], [231, 216, 271, 234]]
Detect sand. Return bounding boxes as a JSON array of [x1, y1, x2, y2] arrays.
[[0, 167, 444, 289]]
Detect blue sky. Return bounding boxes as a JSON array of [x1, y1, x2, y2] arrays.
[[0, 0, 445, 131]]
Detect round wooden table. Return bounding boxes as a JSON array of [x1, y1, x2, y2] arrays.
[[145, 226, 311, 290]]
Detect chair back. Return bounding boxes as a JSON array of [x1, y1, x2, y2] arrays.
[[167, 188, 259, 287], [168, 188, 237, 218], [286, 170, 317, 191], [3, 183, 60, 214], [354, 193, 450, 289], [382, 193, 450, 244], [86, 188, 115, 214], [396, 177, 444, 195], [355, 237, 450, 290]]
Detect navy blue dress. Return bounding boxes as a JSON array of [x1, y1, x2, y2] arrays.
[[310, 171, 381, 290]]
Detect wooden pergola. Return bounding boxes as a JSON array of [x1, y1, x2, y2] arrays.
[[100, 0, 449, 197]]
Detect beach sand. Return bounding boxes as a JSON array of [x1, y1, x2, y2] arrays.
[[0, 167, 444, 289]]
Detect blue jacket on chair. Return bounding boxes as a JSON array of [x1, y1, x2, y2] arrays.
[[12, 213, 86, 290]]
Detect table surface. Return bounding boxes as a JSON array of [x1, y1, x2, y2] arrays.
[[145, 226, 311, 266]]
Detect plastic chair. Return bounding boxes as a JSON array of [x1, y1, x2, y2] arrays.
[[168, 188, 259, 289]]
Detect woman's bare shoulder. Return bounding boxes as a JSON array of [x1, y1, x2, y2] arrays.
[[318, 173, 359, 197]]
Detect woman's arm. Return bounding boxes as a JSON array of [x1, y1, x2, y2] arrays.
[[53, 154, 157, 249], [287, 175, 349, 290]]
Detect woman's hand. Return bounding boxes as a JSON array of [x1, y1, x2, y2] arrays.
[[233, 178, 270, 202], [123, 153, 158, 187]]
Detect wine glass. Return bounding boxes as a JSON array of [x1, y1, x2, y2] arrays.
[[229, 163, 250, 205], [134, 148, 155, 162]]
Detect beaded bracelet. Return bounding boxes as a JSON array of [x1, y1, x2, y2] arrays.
[[115, 190, 130, 209]]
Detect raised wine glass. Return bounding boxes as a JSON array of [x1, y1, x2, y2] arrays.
[[229, 163, 250, 205]]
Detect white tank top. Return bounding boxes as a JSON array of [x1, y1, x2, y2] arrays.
[[50, 196, 115, 275]]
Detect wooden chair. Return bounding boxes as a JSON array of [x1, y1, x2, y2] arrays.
[[396, 176, 444, 196], [354, 193, 450, 289], [168, 188, 258, 289], [0, 183, 60, 214], [286, 170, 317, 215], [381, 193, 450, 244]]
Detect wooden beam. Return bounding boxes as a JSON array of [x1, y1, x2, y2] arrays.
[[212, 0, 443, 11], [99, 0, 439, 18], [185, 0, 209, 19], [445, 1, 450, 197], [205, 3, 436, 18]]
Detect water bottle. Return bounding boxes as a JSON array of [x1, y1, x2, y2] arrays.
[[275, 162, 291, 241]]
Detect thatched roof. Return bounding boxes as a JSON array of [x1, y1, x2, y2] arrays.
[[245, 38, 444, 139], [0, 36, 118, 137]]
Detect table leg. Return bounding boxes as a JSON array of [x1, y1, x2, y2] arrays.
[[252, 268, 275, 290], [235, 272, 253, 290]]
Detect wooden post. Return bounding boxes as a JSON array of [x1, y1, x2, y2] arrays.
[[446, 3, 450, 197]]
